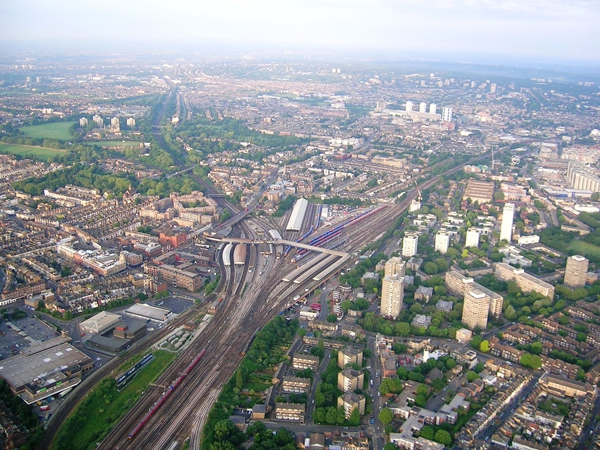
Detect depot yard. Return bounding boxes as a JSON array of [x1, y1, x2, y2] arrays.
[[19, 121, 77, 140], [0, 142, 66, 161]]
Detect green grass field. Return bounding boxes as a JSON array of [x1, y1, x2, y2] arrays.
[[19, 121, 76, 140], [97, 140, 140, 148], [0, 142, 66, 161], [568, 240, 600, 260], [51, 350, 177, 450]]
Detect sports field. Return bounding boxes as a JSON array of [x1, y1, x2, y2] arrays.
[[0, 142, 66, 161], [19, 121, 76, 140]]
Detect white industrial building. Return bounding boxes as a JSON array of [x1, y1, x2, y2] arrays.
[[79, 311, 121, 335], [286, 198, 309, 231]]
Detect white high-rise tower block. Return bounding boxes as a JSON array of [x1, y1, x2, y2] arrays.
[[500, 203, 515, 242]]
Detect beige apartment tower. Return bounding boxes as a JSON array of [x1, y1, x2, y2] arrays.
[[462, 290, 491, 330], [381, 274, 404, 319], [564, 255, 589, 290], [384, 257, 406, 277]]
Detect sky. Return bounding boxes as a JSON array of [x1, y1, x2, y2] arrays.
[[1, 0, 599, 65]]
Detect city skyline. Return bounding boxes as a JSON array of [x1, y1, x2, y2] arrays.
[[1, 0, 600, 66]]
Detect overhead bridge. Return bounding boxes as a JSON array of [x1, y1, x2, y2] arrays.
[[207, 236, 348, 257]]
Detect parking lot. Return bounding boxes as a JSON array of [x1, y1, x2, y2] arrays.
[[0, 317, 58, 359], [149, 296, 194, 314]]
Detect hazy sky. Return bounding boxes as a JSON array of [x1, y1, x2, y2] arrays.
[[1, 0, 599, 64]]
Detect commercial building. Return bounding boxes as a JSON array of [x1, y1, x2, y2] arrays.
[[337, 392, 366, 418], [462, 290, 490, 330], [435, 231, 450, 254], [123, 303, 172, 323], [564, 255, 589, 290], [381, 274, 404, 319], [0, 339, 93, 404], [494, 263, 555, 298], [338, 346, 363, 369], [500, 203, 515, 242], [402, 233, 419, 257], [385, 257, 406, 277], [338, 368, 364, 392], [79, 311, 121, 335], [465, 228, 481, 248]]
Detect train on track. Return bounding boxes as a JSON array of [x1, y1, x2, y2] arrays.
[[127, 349, 207, 440], [295, 205, 387, 259]]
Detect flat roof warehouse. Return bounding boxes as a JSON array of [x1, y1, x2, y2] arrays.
[[123, 303, 172, 322]]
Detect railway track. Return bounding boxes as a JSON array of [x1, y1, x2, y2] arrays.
[[43, 148, 506, 450]]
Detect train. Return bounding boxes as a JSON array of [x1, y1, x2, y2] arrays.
[[127, 349, 207, 440], [295, 205, 387, 257]]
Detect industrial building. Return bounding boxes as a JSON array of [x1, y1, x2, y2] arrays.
[[123, 303, 172, 323], [0, 338, 93, 404], [286, 198, 308, 231], [87, 319, 147, 355], [79, 311, 122, 335]]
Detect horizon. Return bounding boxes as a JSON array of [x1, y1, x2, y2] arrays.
[[1, 0, 599, 69]]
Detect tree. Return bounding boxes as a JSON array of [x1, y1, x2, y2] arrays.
[[326, 314, 337, 323], [445, 358, 457, 370], [348, 407, 361, 426], [424, 262, 439, 275], [505, 305, 517, 320], [378, 407, 393, 425], [235, 369, 243, 390], [479, 340, 490, 353], [467, 371, 479, 382], [213, 419, 236, 442], [434, 429, 452, 446], [520, 353, 542, 370], [420, 425, 435, 440], [470, 335, 483, 350]]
